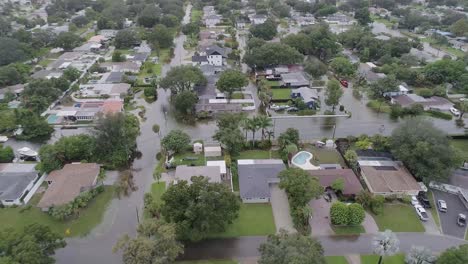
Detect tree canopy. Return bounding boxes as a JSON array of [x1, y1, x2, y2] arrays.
[[161, 130, 191, 154], [249, 18, 277, 40], [390, 118, 461, 182], [216, 70, 248, 99], [244, 43, 304, 69], [436, 244, 468, 264], [258, 230, 326, 264], [161, 177, 240, 241], [325, 79, 343, 112], [0, 224, 66, 264], [160, 65, 207, 94], [279, 168, 323, 208], [213, 113, 246, 155]]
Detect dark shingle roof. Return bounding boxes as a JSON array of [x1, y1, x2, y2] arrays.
[[238, 159, 285, 200]]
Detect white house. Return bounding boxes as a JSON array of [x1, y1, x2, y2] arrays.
[[0, 163, 41, 206], [251, 14, 267, 25], [205, 15, 222, 28]]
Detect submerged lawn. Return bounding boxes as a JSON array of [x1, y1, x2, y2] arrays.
[[210, 204, 276, 238], [0, 186, 115, 237]]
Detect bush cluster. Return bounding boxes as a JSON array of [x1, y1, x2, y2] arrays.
[[49, 186, 104, 220]]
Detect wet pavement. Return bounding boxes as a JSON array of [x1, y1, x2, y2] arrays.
[[180, 233, 467, 260]]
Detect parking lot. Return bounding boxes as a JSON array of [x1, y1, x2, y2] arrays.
[[432, 190, 468, 239]]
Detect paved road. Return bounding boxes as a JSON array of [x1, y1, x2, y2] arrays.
[[432, 190, 468, 239], [53, 5, 193, 264], [180, 233, 467, 261]]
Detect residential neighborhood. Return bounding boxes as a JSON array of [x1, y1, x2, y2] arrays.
[[0, 0, 468, 264]]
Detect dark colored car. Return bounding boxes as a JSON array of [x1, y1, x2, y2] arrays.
[[417, 192, 431, 208], [340, 80, 348, 88]]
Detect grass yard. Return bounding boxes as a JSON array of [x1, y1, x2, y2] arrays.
[[326, 256, 348, 264], [138, 49, 171, 84], [231, 93, 244, 99], [427, 190, 440, 229], [331, 225, 365, 235], [366, 100, 391, 113], [0, 186, 115, 237], [172, 152, 206, 166], [361, 254, 405, 264], [451, 139, 468, 160], [191, 9, 202, 23], [177, 261, 237, 264], [151, 182, 166, 202], [209, 204, 276, 238], [306, 145, 346, 167], [236, 150, 281, 160], [370, 204, 425, 232], [271, 89, 291, 100]]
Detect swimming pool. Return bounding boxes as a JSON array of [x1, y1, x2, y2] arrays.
[[47, 114, 59, 124], [291, 151, 320, 170]]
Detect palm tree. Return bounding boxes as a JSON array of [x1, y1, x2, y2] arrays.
[[265, 130, 274, 141], [256, 115, 272, 140], [240, 118, 250, 140], [285, 143, 298, 165], [372, 230, 399, 264], [458, 101, 468, 120], [246, 117, 260, 147]]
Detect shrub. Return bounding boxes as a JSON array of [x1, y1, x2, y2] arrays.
[[356, 190, 372, 208], [331, 178, 345, 193], [0, 146, 14, 163], [417, 88, 433, 98], [330, 202, 348, 225], [152, 124, 160, 134], [344, 150, 358, 169], [371, 195, 385, 215], [348, 203, 365, 225], [426, 110, 452, 120], [257, 140, 272, 150], [399, 195, 412, 204]]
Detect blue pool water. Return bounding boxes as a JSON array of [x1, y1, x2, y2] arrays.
[[293, 151, 312, 165], [47, 114, 59, 124]]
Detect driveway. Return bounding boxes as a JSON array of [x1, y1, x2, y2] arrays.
[[309, 197, 334, 236], [269, 184, 295, 233], [432, 190, 468, 239]]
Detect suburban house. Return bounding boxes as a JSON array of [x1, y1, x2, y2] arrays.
[[0, 163, 41, 206], [31, 69, 63, 80], [196, 98, 243, 116], [73, 42, 103, 53], [307, 169, 363, 196], [174, 165, 221, 184], [290, 87, 319, 109], [0, 84, 24, 101], [205, 14, 222, 28], [323, 13, 356, 26], [448, 38, 468, 52], [47, 52, 100, 72], [98, 72, 125, 83], [99, 29, 118, 39], [280, 72, 310, 88], [37, 163, 101, 210], [238, 159, 286, 203], [294, 15, 316, 26], [206, 160, 228, 181], [383, 84, 410, 97], [46, 100, 123, 124], [358, 159, 422, 196], [100, 61, 141, 73], [75, 83, 130, 100], [192, 45, 230, 66], [236, 19, 249, 29], [391, 94, 453, 111], [251, 14, 267, 25], [358, 62, 386, 83]]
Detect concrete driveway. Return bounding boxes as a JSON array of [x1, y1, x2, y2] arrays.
[[432, 190, 468, 238], [309, 196, 334, 236], [269, 184, 295, 233]]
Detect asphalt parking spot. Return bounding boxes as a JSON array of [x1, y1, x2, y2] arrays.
[[432, 190, 468, 239]]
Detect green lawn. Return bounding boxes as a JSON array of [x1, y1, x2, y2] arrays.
[[271, 89, 291, 100], [151, 182, 166, 202], [231, 93, 244, 99], [451, 139, 468, 160], [361, 254, 405, 264], [331, 225, 365, 235], [427, 190, 440, 229], [177, 261, 237, 264], [236, 150, 281, 160], [366, 100, 391, 113], [191, 9, 202, 23], [172, 152, 206, 166], [306, 145, 346, 167], [370, 204, 425, 232], [138, 49, 171, 84], [326, 256, 348, 264], [0, 186, 115, 237], [209, 204, 276, 238]]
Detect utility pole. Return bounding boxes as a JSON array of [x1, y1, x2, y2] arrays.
[[136, 206, 140, 224]]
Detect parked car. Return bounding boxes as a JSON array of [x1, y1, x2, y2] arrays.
[[450, 107, 461, 116], [417, 192, 431, 208], [340, 79, 349, 88], [438, 200, 447, 212], [415, 205, 429, 221], [286, 107, 299, 112], [270, 104, 289, 111], [411, 196, 420, 206], [457, 214, 466, 226]]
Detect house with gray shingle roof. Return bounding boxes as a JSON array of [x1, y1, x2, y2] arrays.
[[238, 159, 286, 203]]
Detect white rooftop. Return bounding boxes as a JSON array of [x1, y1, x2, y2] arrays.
[[207, 160, 227, 174]]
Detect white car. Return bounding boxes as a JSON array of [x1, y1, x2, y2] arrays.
[[415, 205, 429, 221], [438, 200, 447, 212], [411, 196, 420, 206], [450, 107, 461, 116], [270, 104, 289, 111]]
